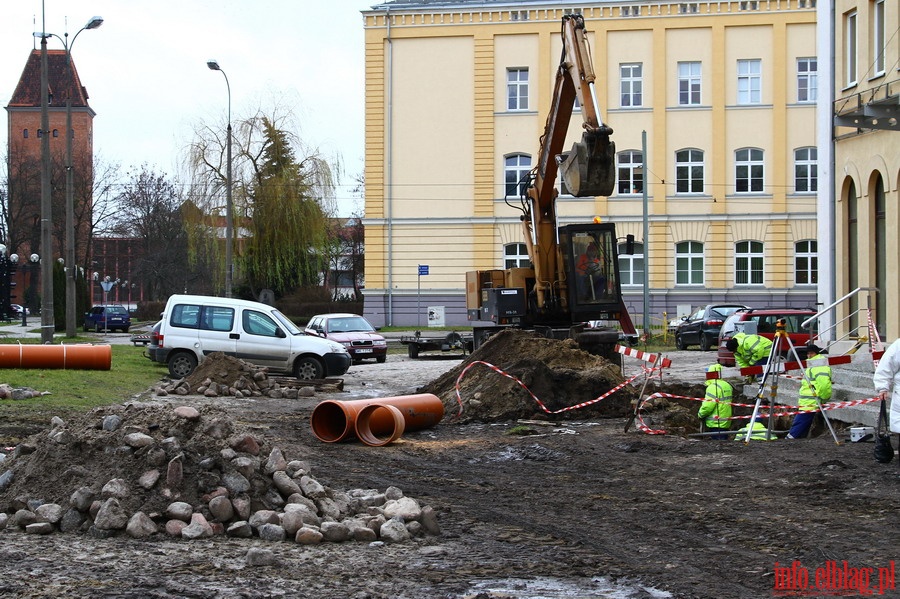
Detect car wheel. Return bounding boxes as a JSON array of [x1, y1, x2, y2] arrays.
[[675, 334, 687, 350], [294, 357, 325, 380], [167, 352, 198, 379], [700, 335, 711, 351], [376, 355, 386, 363], [95, 323, 103, 333]]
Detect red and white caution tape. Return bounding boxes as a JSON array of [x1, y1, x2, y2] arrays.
[[739, 354, 852, 376], [615, 344, 672, 368]]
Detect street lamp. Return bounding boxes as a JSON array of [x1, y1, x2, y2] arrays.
[[22, 254, 40, 327], [206, 59, 234, 298]]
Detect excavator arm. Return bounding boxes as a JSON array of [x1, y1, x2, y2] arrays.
[[524, 14, 616, 315]]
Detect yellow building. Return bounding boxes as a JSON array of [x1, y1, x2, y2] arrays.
[[361, 0, 819, 329], [831, 0, 899, 341]]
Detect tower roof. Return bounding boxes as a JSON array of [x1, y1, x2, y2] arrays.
[[7, 49, 91, 109]]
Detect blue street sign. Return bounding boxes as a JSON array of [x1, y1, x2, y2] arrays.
[[418, 265, 429, 276]]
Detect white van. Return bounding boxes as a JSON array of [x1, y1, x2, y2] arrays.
[[153, 294, 351, 380]]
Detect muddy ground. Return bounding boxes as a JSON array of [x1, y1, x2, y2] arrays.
[[0, 330, 897, 599]]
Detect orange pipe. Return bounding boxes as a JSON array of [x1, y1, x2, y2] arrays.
[[0, 343, 112, 370], [310, 393, 444, 443], [355, 404, 406, 447]]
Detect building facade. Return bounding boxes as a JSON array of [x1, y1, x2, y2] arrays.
[[831, 0, 898, 340], [361, 0, 820, 330]]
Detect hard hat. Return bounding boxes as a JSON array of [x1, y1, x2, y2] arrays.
[[707, 364, 723, 373]]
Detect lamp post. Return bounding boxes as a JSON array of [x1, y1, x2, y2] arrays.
[[206, 59, 233, 298], [22, 254, 40, 327], [37, 4, 54, 343], [59, 16, 103, 337]]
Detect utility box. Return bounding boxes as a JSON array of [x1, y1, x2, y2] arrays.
[[427, 306, 445, 327], [736, 320, 758, 335]]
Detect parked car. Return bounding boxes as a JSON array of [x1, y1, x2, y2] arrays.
[[717, 307, 818, 366], [305, 313, 387, 364], [10, 304, 29, 317], [150, 294, 351, 380], [83, 304, 131, 333], [143, 320, 163, 362], [674, 304, 749, 351]]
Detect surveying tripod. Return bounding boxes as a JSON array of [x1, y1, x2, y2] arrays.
[[742, 319, 839, 444]]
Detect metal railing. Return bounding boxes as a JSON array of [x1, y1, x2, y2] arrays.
[[801, 287, 880, 353]]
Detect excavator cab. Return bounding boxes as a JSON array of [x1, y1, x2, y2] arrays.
[[558, 127, 617, 198]]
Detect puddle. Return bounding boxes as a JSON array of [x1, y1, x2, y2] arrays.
[[462, 576, 673, 598]]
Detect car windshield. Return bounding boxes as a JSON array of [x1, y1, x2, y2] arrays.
[[328, 316, 374, 333], [271, 310, 302, 335], [710, 306, 744, 318], [105, 306, 127, 315]]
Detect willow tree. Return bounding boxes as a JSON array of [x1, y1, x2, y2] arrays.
[[188, 103, 339, 298]]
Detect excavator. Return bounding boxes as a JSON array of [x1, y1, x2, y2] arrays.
[[466, 13, 637, 358]]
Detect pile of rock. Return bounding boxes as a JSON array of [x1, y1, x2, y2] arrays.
[[0, 384, 47, 400], [154, 352, 320, 399], [0, 404, 439, 545]]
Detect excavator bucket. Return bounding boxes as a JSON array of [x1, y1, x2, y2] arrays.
[[558, 130, 617, 197]]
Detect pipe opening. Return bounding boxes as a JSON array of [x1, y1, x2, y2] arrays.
[[355, 404, 405, 446]]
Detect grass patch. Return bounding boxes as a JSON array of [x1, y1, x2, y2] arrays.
[[0, 342, 165, 423]]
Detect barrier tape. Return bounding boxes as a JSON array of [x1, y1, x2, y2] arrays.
[[739, 354, 852, 376], [614, 344, 672, 368], [634, 392, 885, 435], [867, 309, 884, 367], [452, 359, 667, 419]]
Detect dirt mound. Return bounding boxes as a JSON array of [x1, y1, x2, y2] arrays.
[[421, 329, 635, 423]]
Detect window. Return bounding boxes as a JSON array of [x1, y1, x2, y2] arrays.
[[798, 0, 816, 6], [620, 63, 643, 107], [675, 149, 704, 194], [52, 129, 59, 138], [735, 148, 764, 193], [845, 11, 857, 86], [795, 240, 818, 285], [504, 154, 531, 198], [873, 0, 885, 75], [202, 306, 235, 332], [243, 310, 279, 337], [678, 62, 701, 106], [797, 58, 817, 102], [737, 59, 762, 104], [618, 242, 644, 286], [735, 240, 764, 285], [621, 6, 640, 16], [679, 3, 698, 13], [504, 243, 531, 269], [37, 129, 43, 138], [675, 241, 704, 285], [507, 68, 529, 111], [171, 304, 201, 328], [617, 150, 644, 195], [794, 147, 817, 193], [510, 10, 529, 21], [739, 1, 758, 9], [23, 129, 28, 138]]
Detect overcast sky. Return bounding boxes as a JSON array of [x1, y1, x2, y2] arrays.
[[1, 0, 377, 217]]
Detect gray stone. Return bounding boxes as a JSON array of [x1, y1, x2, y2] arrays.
[[102, 415, 123, 431], [226, 521, 253, 538], [263, 487, 285, 509], [50, 416, 65, 428], [145, 447, 168, 467], [232, 495, 251, 520], [223, 471, 251, 494], [257, 523, 286, 542], [165, 519, 187, 537], [165, 501, 193, 522], [208, 495, 235, 522], [0, 513, 6, 529], [174, 406, 201, 420], [101, 478, 130, 499], [295, 526, 324, 544], [69, 486, 95, 511], [246, 547, 277, 566], [166, 454, 184, 489], [48, 429, 73, 444], [231, 456, 259, 478], [248, 510, 280, 529], [280, 510, 304, 536], [285, 460, 310, 477], [379, 517, 411, 543], [316, 497, 342, 520], [383, 496, 421, 521], [272, 471, 302, 497], [138, 469, 160, 490], [25, 522, 54, 535], [34, 503, 64, 524], [283, 503, 320, 527], [126, 512, 158, 538], [420, 505, 441, 535], [299, 475, 326, 499], [320, 520, 351, 542], [0, 470, 12, 492], [11, 509, 37, 529], [384, 486, 404, 501], [181, 513, 214, 539], [123, 432, 155, 448], [94, 498, 129, 530], [59, 508, 85, 533]]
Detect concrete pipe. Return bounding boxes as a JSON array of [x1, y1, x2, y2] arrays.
[[0, 343, 112, 370], [354, 404, 406, 447], [310, 393, 444, 444]]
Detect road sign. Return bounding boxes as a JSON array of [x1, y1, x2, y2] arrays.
[[418, 265, 429, 276]]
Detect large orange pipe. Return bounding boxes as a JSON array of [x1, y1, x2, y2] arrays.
[[0, 343, 111, 370], [310, 393, 444, 444]]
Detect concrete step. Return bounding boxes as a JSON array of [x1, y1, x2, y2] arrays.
[[740, 350, 885, 427]]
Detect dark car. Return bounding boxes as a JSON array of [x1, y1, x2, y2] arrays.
[[674, 304, 749, 351], [143, 320, 163, 362], [304, 313, 387, 364], [83, 304, 131, 333], [717, 307, 818, 366]]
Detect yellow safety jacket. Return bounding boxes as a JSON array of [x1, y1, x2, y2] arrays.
[[698, 379, 734, 430], [735, 420, 772, 440], [798, 354, 832, 412], [732, 332, 774, 369]]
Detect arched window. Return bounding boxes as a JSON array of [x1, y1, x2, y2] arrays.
[[23, 129, 29, 138], [675, 241, 704, 285], [504, 154, 531, 198], [794, 240, 817, 285]]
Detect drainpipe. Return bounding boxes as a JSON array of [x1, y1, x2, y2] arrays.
[[386, 8, 394, 326], [816, 0, 836, 339]]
